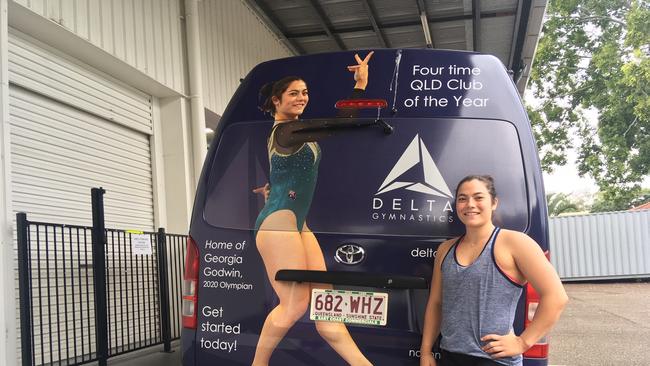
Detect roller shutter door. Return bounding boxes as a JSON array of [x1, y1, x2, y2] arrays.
[[8, 31, 155, 230]]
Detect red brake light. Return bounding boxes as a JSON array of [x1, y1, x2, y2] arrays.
[[182, 236, 199, 329], [335, 99, 388, 109]]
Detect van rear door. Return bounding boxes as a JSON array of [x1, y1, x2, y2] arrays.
[[193, 116, 529, 364], [184, 49, 548, 366]]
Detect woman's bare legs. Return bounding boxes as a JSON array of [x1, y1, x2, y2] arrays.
[[251, 213, 372, 366], [302, 225, 372, 366], [252, 212, 311, 366]]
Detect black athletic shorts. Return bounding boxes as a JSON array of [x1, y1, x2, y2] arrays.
[[439, 349, 504, 366]]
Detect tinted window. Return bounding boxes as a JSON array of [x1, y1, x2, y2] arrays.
[[203, 118, 528, 236]]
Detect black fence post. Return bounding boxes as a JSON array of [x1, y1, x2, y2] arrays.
[[157, 228, 173, 352], [17, 213, 33, 366], [91, 188, 109, 366]]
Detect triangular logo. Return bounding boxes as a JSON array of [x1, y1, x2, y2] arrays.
[[376, 134, 452, 198]]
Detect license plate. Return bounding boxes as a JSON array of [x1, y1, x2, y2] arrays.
[[309, 289, 388, 326]]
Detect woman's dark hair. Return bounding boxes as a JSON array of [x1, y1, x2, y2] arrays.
[[455, 175, 497, 201], [258, 76, 305, 115]]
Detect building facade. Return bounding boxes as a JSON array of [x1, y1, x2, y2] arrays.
[[0, 0, 292, 363]]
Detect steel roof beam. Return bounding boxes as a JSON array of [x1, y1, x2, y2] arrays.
[[472, 0, 481, 51], [360, 0, 388, 48], [243, 0, 305, 55], [508, 0, 524, 69], [416, 0, 434, 48], [306, 0, 346, 50], [284, 10, 515, 39], [510, 0, 533, 82]]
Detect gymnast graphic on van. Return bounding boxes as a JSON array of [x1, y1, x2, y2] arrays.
[[251, 52, 375, 366]]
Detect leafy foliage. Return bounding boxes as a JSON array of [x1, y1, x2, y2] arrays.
[[529, 0, 649, 210], [590, 187, 650, 211], [546, 192, 585, 216]]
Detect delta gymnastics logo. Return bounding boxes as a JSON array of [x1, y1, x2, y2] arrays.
[[372, 134, 454, 223]]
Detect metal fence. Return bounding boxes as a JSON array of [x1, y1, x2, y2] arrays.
[[549, 209, 650, 281], [17, 188, 187, 366], [165, 234, 187, 340]]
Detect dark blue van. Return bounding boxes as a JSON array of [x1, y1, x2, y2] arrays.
[[181, 49, 550, 366]]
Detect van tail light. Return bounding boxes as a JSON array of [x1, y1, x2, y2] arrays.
[[335, 99, 388, 109], [523, 251, 550, 359], [182, 236, 199, 329]]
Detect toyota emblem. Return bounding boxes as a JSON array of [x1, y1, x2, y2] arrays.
[[335, 244, 365, 265]]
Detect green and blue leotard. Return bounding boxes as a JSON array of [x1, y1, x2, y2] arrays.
[[254, 124, 321, 233], [254, 88, 366, 234]]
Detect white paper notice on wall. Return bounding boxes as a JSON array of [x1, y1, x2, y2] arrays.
[[128, 230, 152, 256]]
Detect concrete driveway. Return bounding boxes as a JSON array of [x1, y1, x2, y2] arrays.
[[107, 342, 181, 366], [106, 282, 650, 366], [549, 281, 650, 366]]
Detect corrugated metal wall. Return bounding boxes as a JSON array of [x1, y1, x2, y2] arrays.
[[9, 31, 154, 135], [12, 0, 294, 117], [8, 30, 155, 229], [12, 0, 186, 94], [198, 0, 293, 115], [549, 210, 650, 281]]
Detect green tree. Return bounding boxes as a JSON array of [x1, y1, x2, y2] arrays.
[[546, 192, 585, 216], [529, 0, 650, 208], [590, 187, 650, 211]]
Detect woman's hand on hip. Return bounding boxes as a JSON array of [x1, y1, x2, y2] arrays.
[[419, 352, 437, 366], [480, 331, 528, 358]]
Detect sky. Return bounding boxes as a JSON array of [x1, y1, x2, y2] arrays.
[[543, 159, 650, 196], [542, 155, 598, 195]]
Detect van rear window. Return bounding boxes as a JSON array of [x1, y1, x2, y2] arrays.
[[203, 118, 528, 236]]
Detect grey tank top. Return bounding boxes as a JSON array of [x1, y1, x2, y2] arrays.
[[440, 227, 524, 366]]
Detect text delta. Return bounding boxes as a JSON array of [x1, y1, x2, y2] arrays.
[[371, 198, 454, 223], [411, 247, 437, 258], [373, 198, 453, 212]]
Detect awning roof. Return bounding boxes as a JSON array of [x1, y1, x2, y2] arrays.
[[244, 0, 547, 95]]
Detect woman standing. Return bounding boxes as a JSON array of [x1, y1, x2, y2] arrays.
[[420, 175, 568, 366], [252, 52, 374, 366]]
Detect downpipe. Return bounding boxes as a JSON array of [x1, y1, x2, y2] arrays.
[[184, 0, 207, 187]]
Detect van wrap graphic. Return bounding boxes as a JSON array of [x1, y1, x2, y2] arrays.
[[376, 134, 453, 197], [371, 133, 455, 226]]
